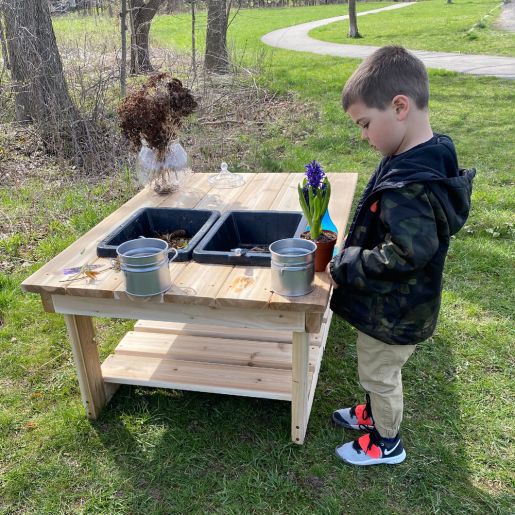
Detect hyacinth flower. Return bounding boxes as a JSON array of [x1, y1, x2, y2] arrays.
[[298, 160, 331, 240]]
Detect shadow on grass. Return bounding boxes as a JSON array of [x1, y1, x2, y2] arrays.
[[89, 314, 511, 513]]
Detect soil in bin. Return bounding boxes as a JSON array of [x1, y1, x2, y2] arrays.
[[235, 243, 269, 253], [155, 229, 191, 249]]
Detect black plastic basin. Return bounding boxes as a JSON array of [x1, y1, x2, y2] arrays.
[[97, 208, 220, 261], [193, 210, 307, 266]]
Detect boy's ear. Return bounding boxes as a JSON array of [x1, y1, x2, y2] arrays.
[[392, 95, 410, 120]]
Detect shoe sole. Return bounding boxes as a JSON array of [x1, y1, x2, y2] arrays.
[[331, 413, 374, 431], [334, 447, 406, 466]]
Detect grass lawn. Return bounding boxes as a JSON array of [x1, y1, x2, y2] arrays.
[[1, 4, 514, 513], [311, 0, 515, 57]]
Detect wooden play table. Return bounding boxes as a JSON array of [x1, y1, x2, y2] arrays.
[[21, 172, 357, 444]]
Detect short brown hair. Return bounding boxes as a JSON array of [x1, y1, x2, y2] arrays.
[[342, 46, 429, 111]]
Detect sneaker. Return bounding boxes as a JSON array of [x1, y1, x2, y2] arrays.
[[331, 394, 374, 430], [335, 428, 406, 466]]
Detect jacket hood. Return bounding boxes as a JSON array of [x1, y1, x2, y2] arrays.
[[375, 134, 475, 235]]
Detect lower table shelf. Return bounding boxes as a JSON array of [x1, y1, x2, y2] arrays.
[[101, 308, 332, 404]]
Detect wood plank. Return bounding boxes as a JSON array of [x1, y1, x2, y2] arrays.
[[133, 319, 327, 346], [134, 319, 293, 343], [268, 272, 331, 313], [307, 307, 333, 419], [156, 173, 217, 208], [58, 262, 125, 299], [164, 261, 234, 306], [63, 315, 106, 419], [269, 173, 302, 211], [101, 353, 299, 401], [291, 331, 310, 444], [114, 331, 319, 371], [195, 173, 256, 212], [40, 292, 55, 312], [226, 172, 289, 210], [51, 295, 306, 331], [214, 267, 273, 310]]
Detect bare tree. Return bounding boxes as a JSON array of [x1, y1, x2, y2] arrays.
[[128, 0, 163, 74], [189, 0, 197, 81], [121, 0, 128, 96], [0, 15, 9, 70], [1, 0, 104, 168], [205, 0, 229, 74], [348, 0, 361, 39]]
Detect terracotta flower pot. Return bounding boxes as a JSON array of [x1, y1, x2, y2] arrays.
[[301, 230, 337, 272]]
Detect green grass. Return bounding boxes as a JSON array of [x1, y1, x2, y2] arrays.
[[1, 4, 514, 513], [311, 0, 515, 56]]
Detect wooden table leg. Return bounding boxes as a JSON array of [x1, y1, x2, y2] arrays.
[[63, 314, 108, 419], [291, 330, 310, 444]]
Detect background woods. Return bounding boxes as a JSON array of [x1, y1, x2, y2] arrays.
[[0, 0, 107, 171]]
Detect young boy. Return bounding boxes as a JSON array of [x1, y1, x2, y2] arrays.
[[328, 46, 475, 466]]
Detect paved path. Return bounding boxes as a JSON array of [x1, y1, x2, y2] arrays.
[[495, 1, 515, 32], [261, 3, 515, 80]]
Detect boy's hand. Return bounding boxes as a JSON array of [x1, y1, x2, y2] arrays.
[[326, 262, 339, 289]]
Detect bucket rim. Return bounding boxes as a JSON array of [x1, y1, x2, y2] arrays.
[[269, 237, 316, 256], [117, 237, 168, 255]]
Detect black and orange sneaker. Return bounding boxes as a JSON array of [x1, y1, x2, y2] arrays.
[[335, 427, 406, 466], [331, 394, 374, 431]]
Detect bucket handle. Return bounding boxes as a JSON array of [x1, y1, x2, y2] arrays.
[[169, 248, 178, 263], [280, 265, 309, 275]]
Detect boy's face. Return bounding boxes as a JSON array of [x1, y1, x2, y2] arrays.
[[347, 100, 407, 156]]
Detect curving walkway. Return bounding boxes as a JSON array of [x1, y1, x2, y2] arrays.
[[261, 3, 515, 80]]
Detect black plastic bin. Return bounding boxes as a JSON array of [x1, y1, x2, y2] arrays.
[[193, 210, 307, 266], [97, 207, 220, 261]]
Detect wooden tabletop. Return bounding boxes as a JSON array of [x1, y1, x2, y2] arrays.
[[21, 172, 358, 313]]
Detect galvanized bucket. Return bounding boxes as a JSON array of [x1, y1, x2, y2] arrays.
[[117, 238, 178, 296], [269, 238, 316, 297]]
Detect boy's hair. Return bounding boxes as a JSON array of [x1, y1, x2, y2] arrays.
[[342, 46, 429, 111]]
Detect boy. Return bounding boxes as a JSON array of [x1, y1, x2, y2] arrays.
[[328, 46, 475, 466]]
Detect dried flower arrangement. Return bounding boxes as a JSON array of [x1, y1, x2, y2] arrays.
[[118, 73, 198, 193]]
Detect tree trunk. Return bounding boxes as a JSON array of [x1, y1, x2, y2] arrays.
[[348, 0, 361, 38], [0, 16, 9, 70], [205, 0, 229, 74], [121, 0, 128, 97], [191, 0, 197, 81], [129, 0, 162, 75], [1, 0, 103, 169]]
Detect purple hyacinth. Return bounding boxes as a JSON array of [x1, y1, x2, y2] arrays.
[[304, 160, 325, 190]]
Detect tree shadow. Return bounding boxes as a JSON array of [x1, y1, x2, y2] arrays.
[[89, 311, 512, 512]]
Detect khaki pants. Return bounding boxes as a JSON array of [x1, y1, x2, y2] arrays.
[[357, 331, 416, 438]]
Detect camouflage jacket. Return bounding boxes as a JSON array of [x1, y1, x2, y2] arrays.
[[330, 134, 475, 345]]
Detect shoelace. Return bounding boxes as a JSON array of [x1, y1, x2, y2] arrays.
[[357, 394, 373, 431], [352, 426, 383, 454], [364, 427, 382, 451]]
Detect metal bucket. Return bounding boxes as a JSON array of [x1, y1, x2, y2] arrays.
[[269, 238, 317, 297], [117, 238, 178, 296]]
